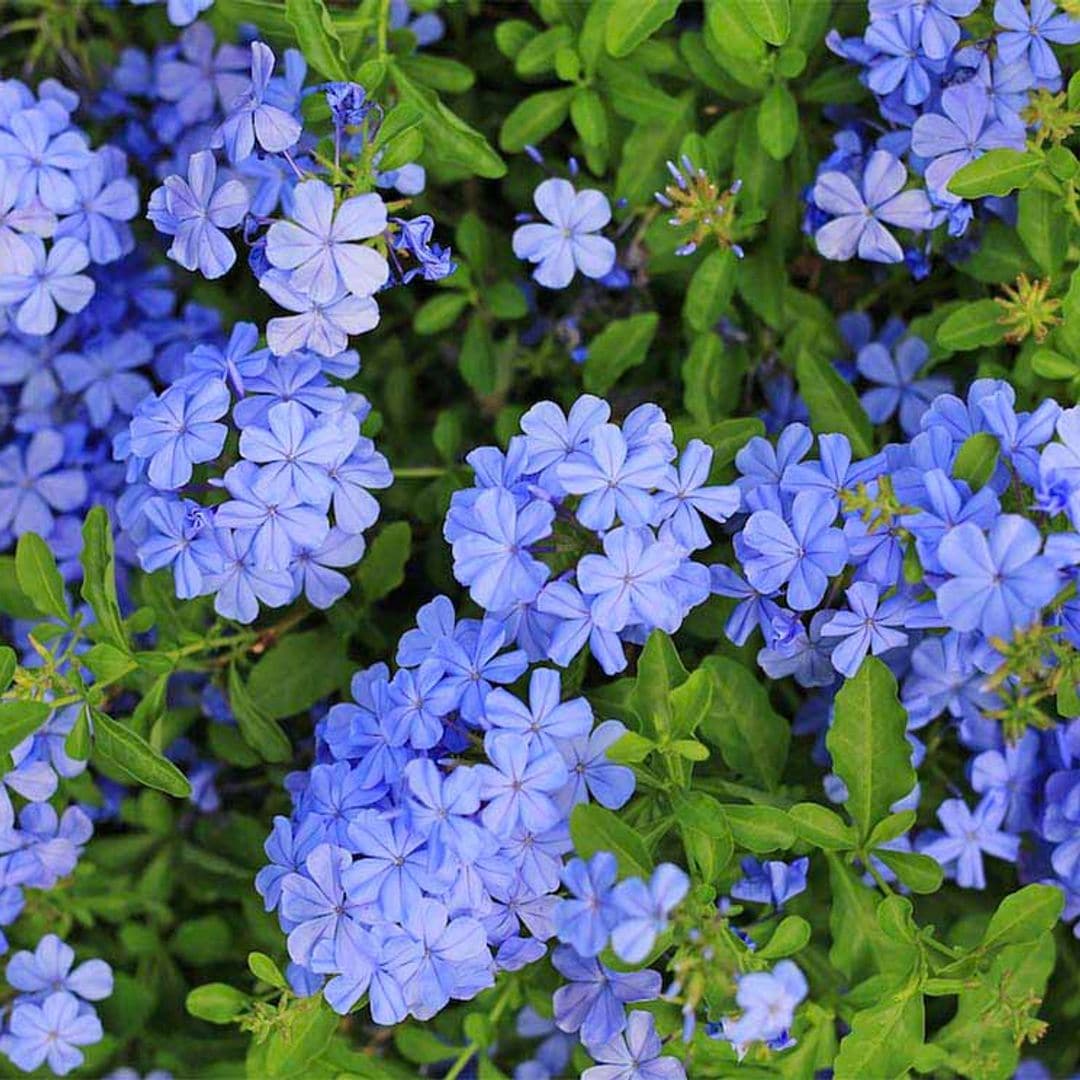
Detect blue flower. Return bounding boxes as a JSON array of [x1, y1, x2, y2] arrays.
[[970, 731, 1043, 833], [863, 8, 941, 104], [536, 579, 628, 675], [148, 150, 250, 279], [995, 0, 1080, 81], [214, 461, 330, 572], [918, 794, 1020, 888], [0, 430, 87, 538], [654, 439, 740, 551], [448, 487, 555, 611], [558, 423, 668, 531], [551, 945, 661, 1048], [577, 526, 683, 633], [936, 515, 1060, 640], [820, 581, 909, 677], [476, 732, 568, 838], [213, 42, 303, 162], [0, 107, 91, 212], [238, 400, 354, 506], [0, 991, 103, 1076], [609, 864, 689, 964], [718, 960, 807, 1059], [265, 180, 389, 302], [54, 146, 138, 264], [204, 525, 294, 623], [583, 1010, 686, 1080], [280, 843, 367, 966], [813, 151, 933, 264], [136, 496, 223, 598], [54, 329, 152, 428], [0, 236, 94, 335], [6, 934, 113, 1005], [555, 853, 619, 958], [729, 857, 809, 910], [128, 377, 230, 489], [512, 178, 616, 289], [260, 270, 380, 357], [911, 82, 1027, 200], [484, 669, 592, 755], [742, 492, 848, 611]]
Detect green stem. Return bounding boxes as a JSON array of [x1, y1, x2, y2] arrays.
[[395, 466, 447, 478], [443, 982, 514, 1080], [376, 0, 391, 58]]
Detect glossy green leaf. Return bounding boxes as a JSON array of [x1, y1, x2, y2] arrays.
[[15, 532, 68, 622], [827, 658, 916, 843]]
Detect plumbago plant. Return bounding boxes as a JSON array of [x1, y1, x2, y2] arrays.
[[2, 0, 1080, 1077]]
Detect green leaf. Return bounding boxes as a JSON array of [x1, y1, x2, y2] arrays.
[[582, 312, 659, 394], [629, 631, 687, 739], [248, 952, 288, 991], [699, 656, 789, 789], [570, 803, 651, 878], [796, 348, 873, 458], [0, 557, 42, 619], [394, 1025, 462, 1065], [948, 149, 1043, 199], [936, 299, 1007, 351], [952, 432, 1000, 491], [392, 65, 505, 179], [615, 100, 694, 205], [707, 416, 765, 467], [875, 849, 944, 895], [80, 507, 127, 649], [570, 88, 608, 147], [672, 790, 734, 882], [1031, 346, 1079, 380], [228, 664, 292, 763], [608, 731, 656, 764], [264, 994, 338, 1077], [605, 0, 681, 57], [722, 804, 796, 852], [684, 248, 737, 332], [395, 54, 474, 95], [92, 711, 192, 798], [414, 292, 470, 335], [459, 313, 497, 395], [757, 915, 811, 959], [15, 533, 68, 622], [514, 25, 573, 77], [669, 667, 713, 739], [827, 854, 918, 982], [0, 647, 15, 693], [733, 0, 790, 44], [185, 983, 250, 1024], [499, 88, 575, 153], [834, 990, 924, 1080], [284, 0, 349, 80], [248, 629, 352, 720], [0, 701, 51, 757], [789, 802, 857, 850], [357, 521, 412, 603], [757, 81, 798, 160], [1018, 186, 1067, 275], [827, 658, 916, 843], [84, 643, 137, 685], [980, 883, 1065, 954]]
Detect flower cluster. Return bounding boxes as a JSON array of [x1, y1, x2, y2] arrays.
[[115, 322, 392, 619], [258, 585, 698, 1074], [0, 77, 139, 336], [138, 35, 454, 356], [445, 396, 740, 675], [0, 935, 112, 1076], [722, 376, 1080, 927], [805, 0, 1080, 266], [0, 246, 193, 563]]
